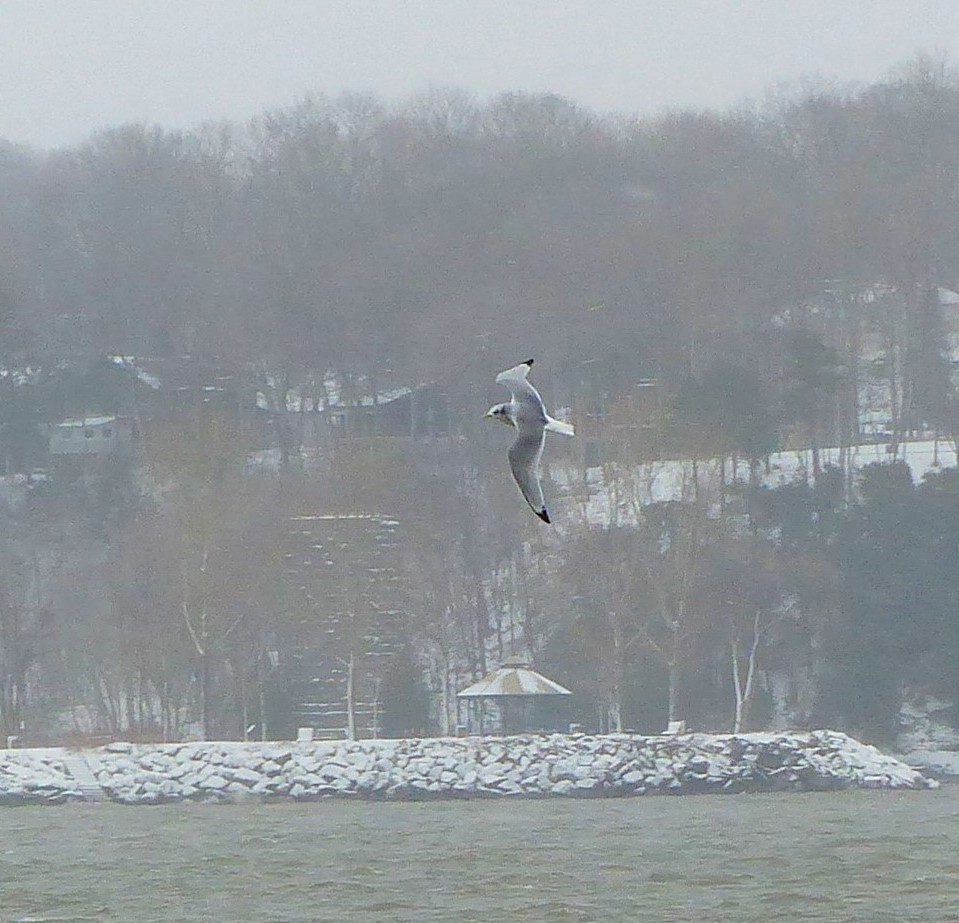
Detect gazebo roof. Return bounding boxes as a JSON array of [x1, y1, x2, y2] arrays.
[[456, 658, 572, 698]]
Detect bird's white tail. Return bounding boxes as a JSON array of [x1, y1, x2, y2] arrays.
[[545, 416, 575, 437]]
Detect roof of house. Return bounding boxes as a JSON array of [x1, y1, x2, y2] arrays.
[[254, 369, 443, 414], [55, 415, 118, 428]]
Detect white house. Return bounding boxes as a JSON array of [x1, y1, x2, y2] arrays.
[[48, 415, 134, 457]]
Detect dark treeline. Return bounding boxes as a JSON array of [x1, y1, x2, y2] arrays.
[[3, 55, 959, 744]]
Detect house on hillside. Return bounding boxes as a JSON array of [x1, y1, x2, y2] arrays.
[[44, 414, 136, 496], [260, 373, 452, 449], [324, 382, 451, 438], [107, 354, 256, 419], [42, 355, 261, 476], [47, 415, 134, 459]]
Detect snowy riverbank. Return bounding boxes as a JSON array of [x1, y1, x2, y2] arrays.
[[0, 730, 937, 805]]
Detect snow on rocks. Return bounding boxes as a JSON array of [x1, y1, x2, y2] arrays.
[[0, 730, 936, 805], [0, 748, 82, 804]]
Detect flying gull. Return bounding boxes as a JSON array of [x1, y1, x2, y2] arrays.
[[484, 359, 575, 523]]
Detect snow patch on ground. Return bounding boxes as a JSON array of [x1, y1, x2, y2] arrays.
[[553, 438, 959, 526], [898, 697, 959, 776]]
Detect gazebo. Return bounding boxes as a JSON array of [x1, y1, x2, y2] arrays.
[[456, 657, 572, 735]]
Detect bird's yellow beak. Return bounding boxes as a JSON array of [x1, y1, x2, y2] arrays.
[[483, 411, 494, 419]]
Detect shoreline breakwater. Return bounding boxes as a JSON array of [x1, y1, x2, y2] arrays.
[[0, 729, 936, 805]]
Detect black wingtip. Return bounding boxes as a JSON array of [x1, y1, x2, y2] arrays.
[[524, 358, 534, 367], [536, 508, 551, 524]]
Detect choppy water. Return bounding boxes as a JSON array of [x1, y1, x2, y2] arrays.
[[2, 787, 959, 922]]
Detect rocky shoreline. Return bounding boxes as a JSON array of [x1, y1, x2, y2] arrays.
[[0, 730, 937, 805]]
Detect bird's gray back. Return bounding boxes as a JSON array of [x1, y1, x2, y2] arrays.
[[511, 391, 547, 434]]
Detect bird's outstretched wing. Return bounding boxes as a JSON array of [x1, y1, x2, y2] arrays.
[[508, 426, 550, 523], [495, 359, 543, 408]]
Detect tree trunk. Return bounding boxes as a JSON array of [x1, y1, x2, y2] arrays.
[[731, 611, 762, 733], [667, 663, 679, 723], [345, 651, 356, 741], [810, 432, 821, 484], [440, 656, 452, 735], [732, 642, 745, 733], [200, 647, 211, 741], [608, 694, 623, 733], [258, 654, 267, 741]]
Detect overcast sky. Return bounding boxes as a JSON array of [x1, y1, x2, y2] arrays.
[[3, 0, 959, 150]]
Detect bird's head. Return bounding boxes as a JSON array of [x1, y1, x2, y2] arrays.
[[484, 403, 515, 427]]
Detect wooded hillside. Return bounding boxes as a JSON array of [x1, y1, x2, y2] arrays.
[[3, 56, 959, 744]]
